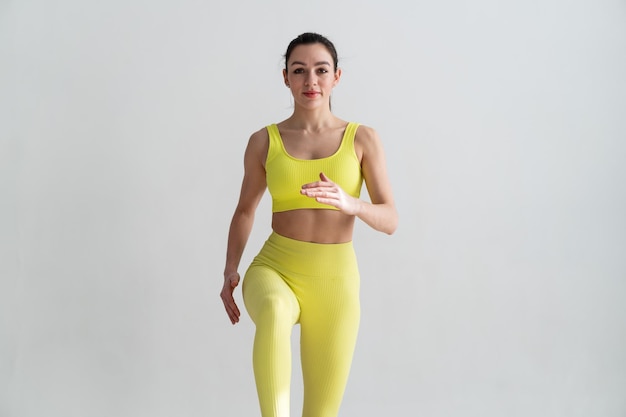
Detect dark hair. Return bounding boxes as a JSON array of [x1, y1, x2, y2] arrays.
[[284, 32, 339, 72]]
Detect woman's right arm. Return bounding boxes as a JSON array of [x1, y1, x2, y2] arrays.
[[220, 129, 268, 324]]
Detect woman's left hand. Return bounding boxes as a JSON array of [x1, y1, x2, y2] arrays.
[[301, 172, 360, 215]]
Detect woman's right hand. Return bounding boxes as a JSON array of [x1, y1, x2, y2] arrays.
[[220, 272, 241, 324]]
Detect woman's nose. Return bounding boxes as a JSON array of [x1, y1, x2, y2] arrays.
[[305, 73, 316, 86]]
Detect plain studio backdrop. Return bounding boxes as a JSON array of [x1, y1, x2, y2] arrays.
[[1, 1, 625, 416]]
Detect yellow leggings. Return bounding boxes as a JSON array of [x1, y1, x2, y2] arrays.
[[242, 232, 360, 417]]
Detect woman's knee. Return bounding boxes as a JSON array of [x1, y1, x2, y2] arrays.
[[243, 272, 300, 325], [254, 292, 299, 325]]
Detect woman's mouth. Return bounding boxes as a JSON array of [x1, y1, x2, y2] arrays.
[[303, 91, 320, 98]]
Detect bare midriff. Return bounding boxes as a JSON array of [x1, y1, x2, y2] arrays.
[[272, 209, 355, 244]]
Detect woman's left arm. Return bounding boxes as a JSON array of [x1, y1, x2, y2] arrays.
[[353, 125, 398, 234]]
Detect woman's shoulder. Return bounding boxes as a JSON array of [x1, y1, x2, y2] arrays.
[[244, 126, 271, 160], [354, 123, 381, 147], [354, 122, 375, 134], [248, 125, 270, 144]]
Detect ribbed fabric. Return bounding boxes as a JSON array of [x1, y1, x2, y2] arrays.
[[242, 232, 361, 417], [265, 122, 363, 213]]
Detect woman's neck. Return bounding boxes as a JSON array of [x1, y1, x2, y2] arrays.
[[285, 107, 340, 132]]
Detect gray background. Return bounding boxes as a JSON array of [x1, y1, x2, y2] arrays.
[[2, 1, 625, 416]]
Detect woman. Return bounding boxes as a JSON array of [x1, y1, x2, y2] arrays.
[[220, 32, 398, 417]]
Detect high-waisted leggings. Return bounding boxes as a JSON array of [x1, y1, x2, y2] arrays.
[[242, 232, 360, 417]]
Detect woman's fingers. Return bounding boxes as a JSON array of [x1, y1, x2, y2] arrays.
[[319, 172, 331, 182], [220, 274, 241, 324], [224, 295, 240, 324], [301, 172, 333, 189]]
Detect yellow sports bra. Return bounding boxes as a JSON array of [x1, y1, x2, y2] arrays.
[[265, 122, 363, 212]]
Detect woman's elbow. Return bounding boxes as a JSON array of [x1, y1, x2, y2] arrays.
[[384, 209, 399, 235]]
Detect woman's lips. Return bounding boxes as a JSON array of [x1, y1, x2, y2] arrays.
[[303, 91, 320, 98]]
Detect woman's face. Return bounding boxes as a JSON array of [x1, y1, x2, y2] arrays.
[[283, 43, 341, 110]]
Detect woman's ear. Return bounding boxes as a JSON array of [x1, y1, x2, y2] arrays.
[[283, 69, 289, 87], [333, 68, 342, 87]]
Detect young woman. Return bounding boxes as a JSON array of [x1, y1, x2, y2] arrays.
[[220, 32, 398, 417]]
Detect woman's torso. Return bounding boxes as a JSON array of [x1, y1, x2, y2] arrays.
[[265, 120, 362, 244]]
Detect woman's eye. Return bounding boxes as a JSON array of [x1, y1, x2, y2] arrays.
[[293, 68, 304, 74], [317, 68, 328, 74]]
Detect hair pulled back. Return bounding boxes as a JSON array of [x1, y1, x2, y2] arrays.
[[284, 32, 339, 72]]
